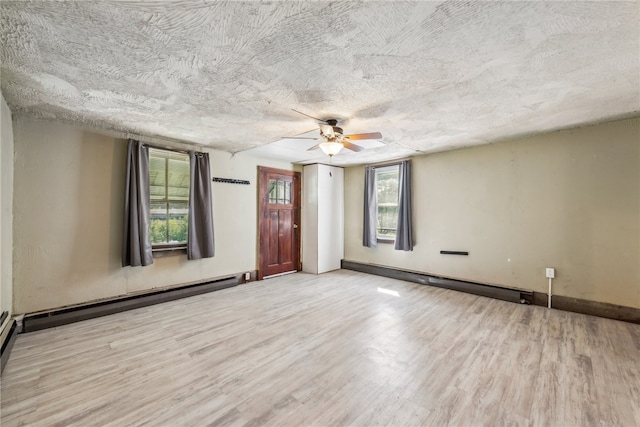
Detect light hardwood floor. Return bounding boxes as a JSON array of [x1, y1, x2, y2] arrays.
[[1, 270, 639, 426]]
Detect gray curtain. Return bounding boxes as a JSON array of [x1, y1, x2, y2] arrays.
[[394, 160, 413, 251], [362, 165, 377, 248], [187, 152, 215, 260], [122, 139, 153, 267]]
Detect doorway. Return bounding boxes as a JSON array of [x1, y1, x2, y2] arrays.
[[258, 167, 301, 279]]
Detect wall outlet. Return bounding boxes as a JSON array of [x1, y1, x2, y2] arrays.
[[545, 268, 555, 279], [245, 272, 251, 281]]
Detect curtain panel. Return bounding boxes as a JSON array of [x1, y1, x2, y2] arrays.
[[122, 139, 153, 267], [362, 165, 377, 248], [394, 160, 413, 251], [187, 152, 215, 260]]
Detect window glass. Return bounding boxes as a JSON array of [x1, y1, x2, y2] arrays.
[[167, 158, 189, 201], [168, 202, 188, 243], [149, 148, 190, 246], [268, 179, 292, 205], [376, 165, 399, 240], [277, 180, 284, 203], [269, 179, 277, 203], [284, 181, 291, 204], [149, 156, 166, 200]]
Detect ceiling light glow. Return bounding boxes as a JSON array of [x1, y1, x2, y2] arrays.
[[319, 141, 343, 157]]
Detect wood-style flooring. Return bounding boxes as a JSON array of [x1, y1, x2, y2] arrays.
[[1, 270, 639, 426]]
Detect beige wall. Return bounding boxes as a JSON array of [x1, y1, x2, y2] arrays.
[[1, 93, 14, 325], [12, 116, 297, 314], [345, 117, 640, 308]]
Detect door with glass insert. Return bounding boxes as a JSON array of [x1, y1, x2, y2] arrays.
[[258, 167, 301, 279]]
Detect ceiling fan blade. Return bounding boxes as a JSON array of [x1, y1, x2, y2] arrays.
[[291, 109, 329, 124], [280, 137, 320, 140], [307, 143, 322, 151], [344, 132, 382, 141], [343, 140, 364, 152]]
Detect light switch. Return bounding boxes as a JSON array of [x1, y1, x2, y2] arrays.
[[546, 268, 555, 279]]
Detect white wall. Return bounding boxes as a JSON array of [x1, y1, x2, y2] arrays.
[[0, 93, 14, 327], [12, 116, 297, 314], [302, 165, 319, 274], [344, 117, 640, 308], [302, 164, 344, 274], [317, 165, 344, 273]]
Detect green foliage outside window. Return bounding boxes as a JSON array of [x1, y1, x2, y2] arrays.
[[150, 216, 188, 245], [150, 218, 167, 244]]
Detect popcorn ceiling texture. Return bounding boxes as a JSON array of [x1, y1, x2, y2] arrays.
[[0, 1, 638, 164]]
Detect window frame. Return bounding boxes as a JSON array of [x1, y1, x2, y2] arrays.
[[374, 163, 400, 243], [148, 147, 190, 252]]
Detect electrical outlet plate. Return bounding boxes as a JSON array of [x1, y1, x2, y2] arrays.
[[545, 268, 555, 279], [245, 272, 251, 281]]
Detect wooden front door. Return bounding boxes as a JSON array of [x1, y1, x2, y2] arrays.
[[258, 167, 301, 279]]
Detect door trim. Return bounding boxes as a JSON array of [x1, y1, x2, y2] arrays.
[[257, 167, 301, 280]]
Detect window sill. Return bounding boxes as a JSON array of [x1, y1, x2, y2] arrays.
[[376, 238, 395, 244], [152, 246, 187, 258]]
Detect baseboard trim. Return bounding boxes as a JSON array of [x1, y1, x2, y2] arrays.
[[1, 320, 18, 374], [532, 292, 639, 324], [23, 275, 240, 333], [342, 260, 531, 304]]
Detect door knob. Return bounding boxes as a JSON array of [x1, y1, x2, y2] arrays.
[[293, 224, 298, 228]]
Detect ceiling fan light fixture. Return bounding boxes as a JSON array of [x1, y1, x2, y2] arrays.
[[288, 110, 382, 156], [319, 141, 343, 157]]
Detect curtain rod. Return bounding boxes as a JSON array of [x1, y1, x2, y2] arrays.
[[127, 136, 205, 155], [366, 157, 410, 169], [122, 132, 205, 154], [142, 141, 190, 155]]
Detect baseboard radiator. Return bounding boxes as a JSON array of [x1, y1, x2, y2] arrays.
[[1, 320, 18, 374], [342, 260, 532, 304], [341, 260, 640, 324], [22, 275, 240, 333]]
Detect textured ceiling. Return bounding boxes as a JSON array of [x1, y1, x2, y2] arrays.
[[1, 1, 638, 165]]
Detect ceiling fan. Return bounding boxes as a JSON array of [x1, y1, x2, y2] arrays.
[[282, 109, 383, 157]]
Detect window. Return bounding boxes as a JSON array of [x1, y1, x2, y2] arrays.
[[149, 148, 190, 248], [268, 179, 291, 204], [375, 164, 399, 241]]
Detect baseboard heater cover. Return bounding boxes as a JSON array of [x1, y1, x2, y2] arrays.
[[341, 260, 640, 324], [23, 276, 239, 333], [341, 260, 530, 304], [1, 320, 18, 374]]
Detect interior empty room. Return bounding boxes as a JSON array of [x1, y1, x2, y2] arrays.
[[0, 1, 638, 426]]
